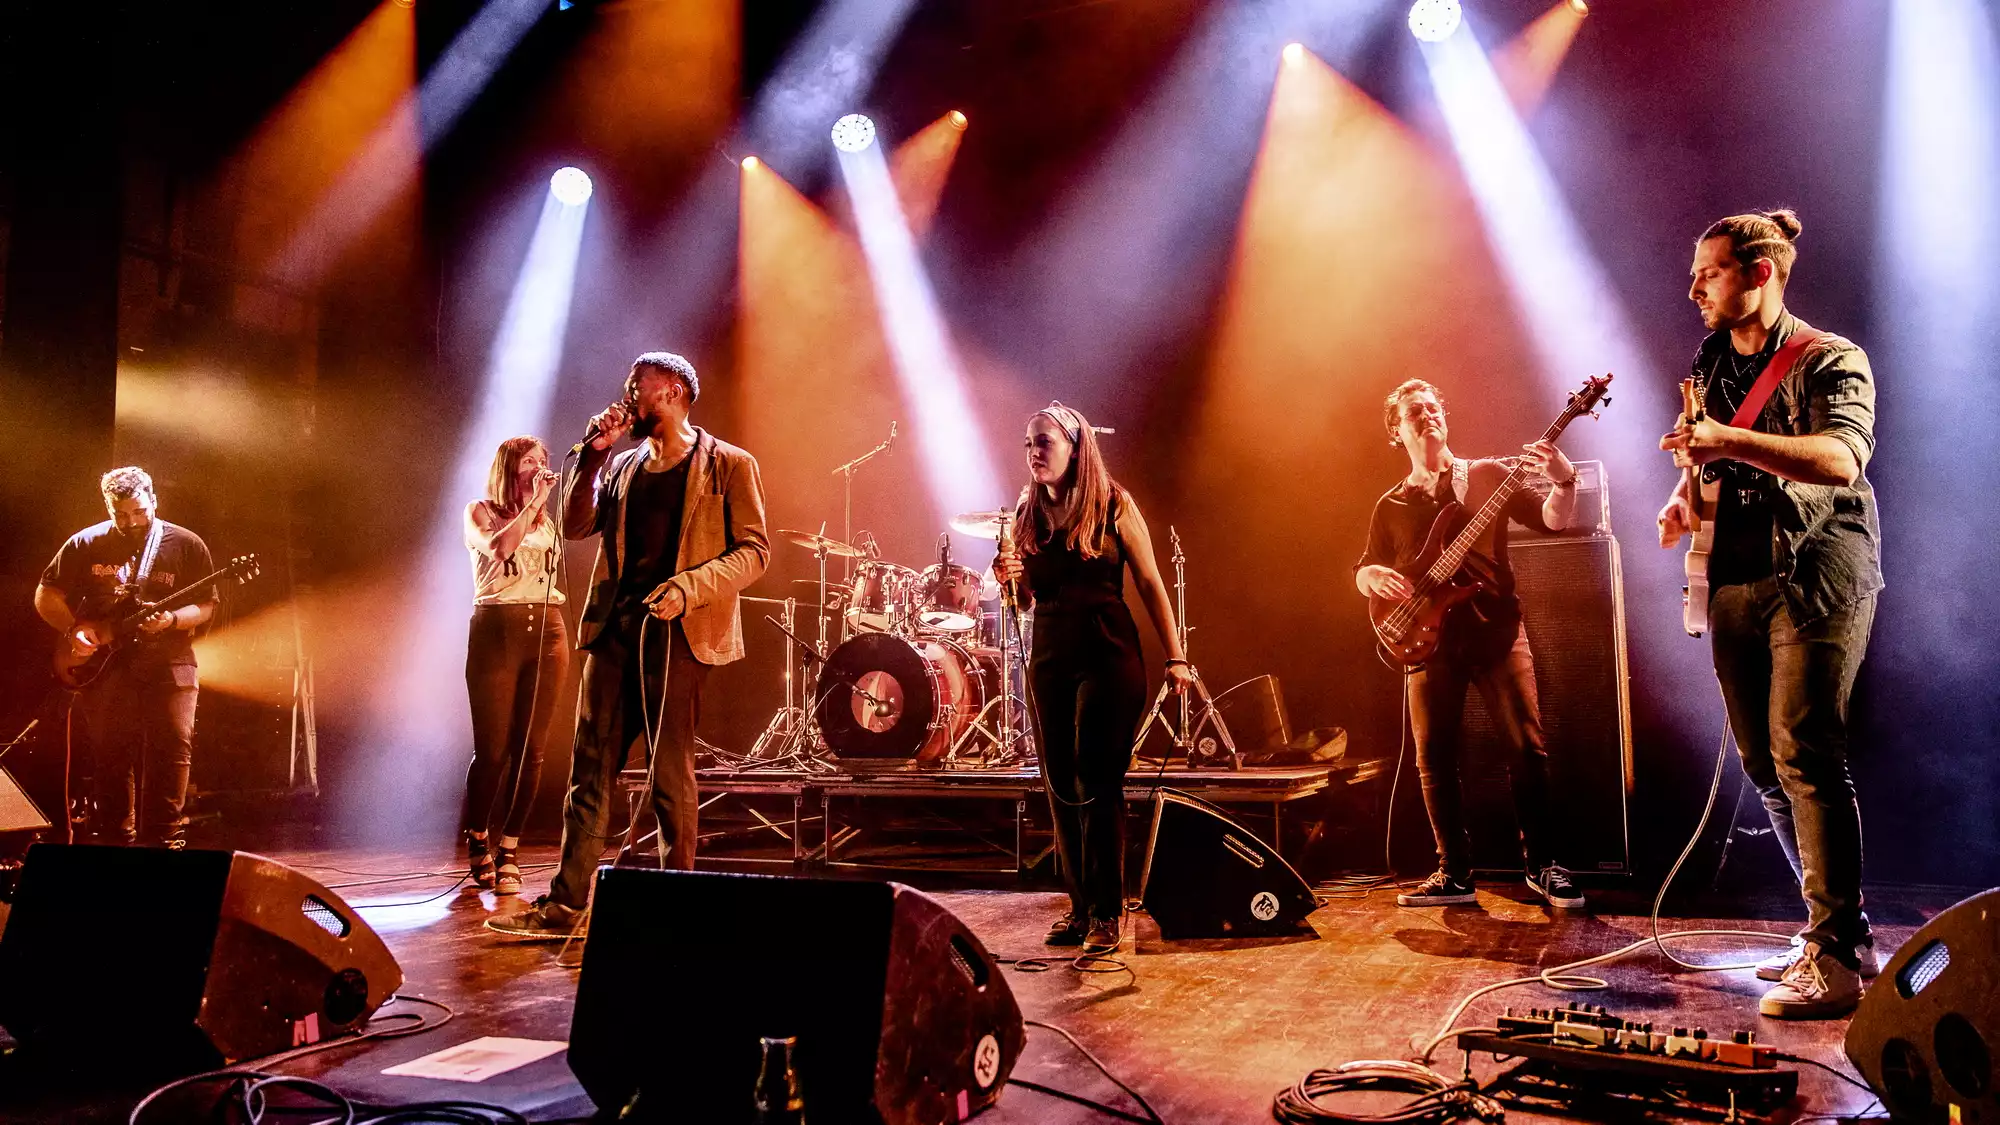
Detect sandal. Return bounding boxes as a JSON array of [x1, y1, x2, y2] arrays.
[[468, 832, 497, 890], [494, 846, 522, 895]]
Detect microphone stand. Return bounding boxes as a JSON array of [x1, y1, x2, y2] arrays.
[[830, 422, 896, 584], [1130, 527, 1239, 769]]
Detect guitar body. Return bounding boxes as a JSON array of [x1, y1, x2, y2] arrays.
[[1370, 502, 1486, 669]]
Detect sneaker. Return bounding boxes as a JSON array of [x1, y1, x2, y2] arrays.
[[1046, 913, 1088, 947], [494, 847, 522, 896], [1755, 936, 1880, 982], [1083, 915, 1121, 951], [1759, 941, 1863, 1019], [1397, 870, 1478, 907], [484, 895, 584, 941], [1526, 865, 1586, 909]]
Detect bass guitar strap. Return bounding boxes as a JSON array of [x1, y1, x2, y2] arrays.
[[1728, 327, 1824, 429]]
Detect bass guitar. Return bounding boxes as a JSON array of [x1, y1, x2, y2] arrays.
[[52, 554, 261, 690], [1677, 379, 1720, 636], [1370, 374, 1613, 669]]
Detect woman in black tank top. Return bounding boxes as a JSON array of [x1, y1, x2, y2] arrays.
[[993, 403, 1198, 950]]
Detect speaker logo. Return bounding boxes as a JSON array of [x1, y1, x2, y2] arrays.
[[972, 1033, 1001, 1089], [1250, 891, 1280, 922]]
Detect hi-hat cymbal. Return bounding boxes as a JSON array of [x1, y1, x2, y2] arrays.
[[948, 509, 1011, 540], [776, 528, 866, 558]]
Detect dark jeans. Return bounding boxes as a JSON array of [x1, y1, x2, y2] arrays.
[[550, 616, 709, 911], [74, 661, 197, 846], [1710, 579, 1875, 957], [1407, 623, 1552, 880], [1030, 622, 1147, 922], [464, 603, 571, 840]]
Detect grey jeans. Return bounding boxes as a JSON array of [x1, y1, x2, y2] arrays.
[[1710, 578, 1875, 958]]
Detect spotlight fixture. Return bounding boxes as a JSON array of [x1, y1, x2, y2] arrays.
[[831, 113, 877, 153], [550, 166, 593, 206], [1407, 0, 1462, 41], [1568, 0, 1588, 12], [742, 155, 760, 170], [1282, 42, 1306, 64], [948, 109, 968, 130]]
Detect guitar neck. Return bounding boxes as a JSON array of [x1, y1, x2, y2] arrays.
[[1424, 414, 1572, 584], [113, 567, 230, 630]]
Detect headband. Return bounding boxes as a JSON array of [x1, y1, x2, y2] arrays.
[[1036, 401, 1088, 444]]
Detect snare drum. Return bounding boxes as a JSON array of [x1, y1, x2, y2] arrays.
[[815, 632, 989, 763], [918, 563, 984, 633], [844, 561, 919, 635]]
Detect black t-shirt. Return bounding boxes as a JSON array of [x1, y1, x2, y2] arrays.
[[1355, 458, 1553, 660], [613, 453, 691, 631], [40, 519, 218, 668], [1701, 338, 1781, 587]]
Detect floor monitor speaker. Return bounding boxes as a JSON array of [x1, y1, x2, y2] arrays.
[[0, 844, 401, 1069], [0, 766, 51, 834], [1845, 887, 2000, 1123], [1139, 788, 1317, 940], [570, 867, 1025, 1124]]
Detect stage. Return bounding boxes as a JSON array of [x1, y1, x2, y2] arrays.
[[0, 843, 1945, 1124]]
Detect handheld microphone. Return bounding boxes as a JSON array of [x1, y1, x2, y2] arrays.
[[575, 398, 636, 452]]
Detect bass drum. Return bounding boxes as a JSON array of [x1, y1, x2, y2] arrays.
[[815, 632, 987, 763]]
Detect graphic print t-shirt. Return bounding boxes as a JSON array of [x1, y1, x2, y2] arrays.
[[40, 519, 218, 668]]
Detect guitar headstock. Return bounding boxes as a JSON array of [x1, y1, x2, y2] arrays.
[[1564, 373, 1614, 422], [226, 554, 262, 585], [1679, 377, 1705, 423]]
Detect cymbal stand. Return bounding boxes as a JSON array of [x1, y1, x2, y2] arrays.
[[830, 421, 895, 583], [951, 514, 1033, 767], [1131, 526, 1239, 769]]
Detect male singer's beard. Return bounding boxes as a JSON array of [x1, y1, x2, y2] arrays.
[[630, 413, 661, 441]]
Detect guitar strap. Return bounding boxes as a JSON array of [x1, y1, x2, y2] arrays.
[[1450, 458, 1469, 504], [1728, 327, 1824, 429], [121, 518, 165, 591]]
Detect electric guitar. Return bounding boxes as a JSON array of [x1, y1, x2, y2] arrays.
[[1369, 374, 1613, 669], [1677, 380, 1721, 637], [52, 554, 261, 690]]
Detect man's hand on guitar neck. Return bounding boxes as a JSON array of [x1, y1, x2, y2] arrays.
[[139, 609, 177, 634], [1356, 564, 1414, 602]]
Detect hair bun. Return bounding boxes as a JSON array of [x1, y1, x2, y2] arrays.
[[1765, 208, 1802, 241]]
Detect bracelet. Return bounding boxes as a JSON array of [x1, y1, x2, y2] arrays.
[[1165, 658, 1191, 669], [1553, 475, 1578, 489]]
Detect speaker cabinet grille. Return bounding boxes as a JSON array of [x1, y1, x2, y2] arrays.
[[1461, 535, 1633, 874]]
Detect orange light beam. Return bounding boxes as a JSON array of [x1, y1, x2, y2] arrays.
[[1493, 0, 1587, 116]]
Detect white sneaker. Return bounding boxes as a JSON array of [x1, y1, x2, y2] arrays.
[[1759, 941, 1863, 1019], [1755, 936, 1879, 982]]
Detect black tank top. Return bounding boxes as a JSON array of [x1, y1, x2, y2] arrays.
[[1022, 492, 1126, 612]]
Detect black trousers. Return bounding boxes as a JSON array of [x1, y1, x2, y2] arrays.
[[1710, 579, 1875, 957], [463, 603, 571, 840], [74, 660, 197, 846], [550, 616, 709, 911], [1030, 609, 1147, 922], [1406, 622, 1553, 880]]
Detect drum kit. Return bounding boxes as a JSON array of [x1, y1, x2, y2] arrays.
[[741, 508, 1034, 772]]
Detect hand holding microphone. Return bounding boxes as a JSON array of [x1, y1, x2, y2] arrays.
[[583, 399, 636, 451]]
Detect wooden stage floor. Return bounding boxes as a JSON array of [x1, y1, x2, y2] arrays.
[[2, 842, 1957, 1124]]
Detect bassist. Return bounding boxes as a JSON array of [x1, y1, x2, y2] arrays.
[[32, 466, 218, 848], [1354, 380, 1582, 909]]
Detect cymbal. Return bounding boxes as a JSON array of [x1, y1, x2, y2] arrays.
[[948, 509, 1011, 540], [776, 528, 866, 558]]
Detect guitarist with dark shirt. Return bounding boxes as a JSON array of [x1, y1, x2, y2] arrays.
[[32, 466, 218, 847], [1354, 380, 1582, 909], [1660, 210, 1882, 1021]]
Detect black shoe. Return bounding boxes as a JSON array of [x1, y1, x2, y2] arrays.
[[1083, 915, 1121, 951], [467, 832, 496, 891], [1046, 912, 1088, 947], [1397, 870, 1478, 906], [484, 895, 584, 940], [1527, 864, 1586, 909]]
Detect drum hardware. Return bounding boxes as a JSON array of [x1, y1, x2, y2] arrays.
[[742, 596, 834, 770], [1130, 527, 1239, 769]]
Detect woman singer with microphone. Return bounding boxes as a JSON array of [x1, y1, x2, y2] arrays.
[[993, 402, 1197, 951], [461, 436, 571, 894]]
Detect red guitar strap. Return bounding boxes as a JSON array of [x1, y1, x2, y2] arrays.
[[1728, 326, 1823, 428]]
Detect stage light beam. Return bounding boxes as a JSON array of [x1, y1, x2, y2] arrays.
[[549, 165, 593, 206]]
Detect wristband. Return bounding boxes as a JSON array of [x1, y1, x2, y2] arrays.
[[1553, 475, 1578, 489], [1164, 658, 1190, 669]]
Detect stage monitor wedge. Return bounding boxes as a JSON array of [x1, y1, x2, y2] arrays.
[[1845, 886, 2000, 1123], [1140, 788, 1318, 940], [0, 844, 401, 1071], [570, 867, 1025, 1125]]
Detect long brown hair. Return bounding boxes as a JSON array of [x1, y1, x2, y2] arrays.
[[1011, 402, 1122, 560], [485, 435, 552, 530]]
